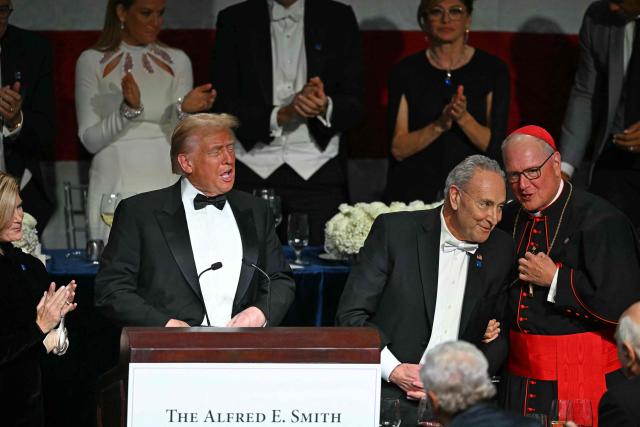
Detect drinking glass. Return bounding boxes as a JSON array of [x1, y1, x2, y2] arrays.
[[100, 193, 122, 227], [268, 195, 283, 227], [287, 213, 309, 265], [570, 399, 592, 427], [549, 399, 571, 426], [526, 413, 548, 427], [379, 398, 401, 427], [417, 397, 441, 426], [253, 188, 283, 227]]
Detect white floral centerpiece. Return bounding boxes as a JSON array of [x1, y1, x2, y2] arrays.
[[324, 200, 443, 258], [12, 212, 43, 258]]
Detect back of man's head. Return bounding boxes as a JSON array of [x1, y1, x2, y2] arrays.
[[616, 301, 640, 377], [420, 341, 496, 416]]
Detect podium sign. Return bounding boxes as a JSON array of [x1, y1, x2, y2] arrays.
[[127, 362, 380, 426]]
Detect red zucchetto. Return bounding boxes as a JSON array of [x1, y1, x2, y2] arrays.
[[508, 125, 557, 151]]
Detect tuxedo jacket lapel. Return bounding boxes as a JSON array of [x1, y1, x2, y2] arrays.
[[155, 182, 201, 300], [459, 249, 486, 338], [417, 211, 441, 329], [250, 0, 273, 106], [304, 0, 325, 78], [228, 191, 259, 305]]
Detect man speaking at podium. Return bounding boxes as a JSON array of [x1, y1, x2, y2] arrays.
[[95, 113, 295, 328]]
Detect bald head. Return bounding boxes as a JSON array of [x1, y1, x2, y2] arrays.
[[616, 301, 640, 377]]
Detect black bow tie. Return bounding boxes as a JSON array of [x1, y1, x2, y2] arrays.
[[193, 193, 227, 210]]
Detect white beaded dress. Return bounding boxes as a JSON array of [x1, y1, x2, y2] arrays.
[[75, 42, 191, 240]]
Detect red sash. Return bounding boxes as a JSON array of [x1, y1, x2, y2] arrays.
[[508, 330, 620, 426]]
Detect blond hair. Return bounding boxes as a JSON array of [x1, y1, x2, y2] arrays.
[[0, 172, 20, 252], [170, 113, 239, 174]]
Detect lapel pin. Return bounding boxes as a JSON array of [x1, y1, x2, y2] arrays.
[[563, 237, 570, 244], [313, 42, 322, 51], [20, 264, 27, 271], [475, 254, 483, 268]]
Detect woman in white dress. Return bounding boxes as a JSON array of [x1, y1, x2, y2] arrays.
[[75, 0, 215, 240]]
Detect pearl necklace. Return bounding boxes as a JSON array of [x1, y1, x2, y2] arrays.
[[426, 46, 467, 87]]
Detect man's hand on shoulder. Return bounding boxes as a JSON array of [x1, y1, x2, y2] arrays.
[[165, 319, 190, 327], [389, 363, 425, 400], [226, 306, 266, 327]]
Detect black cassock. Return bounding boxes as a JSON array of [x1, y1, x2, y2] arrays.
[[498, 182, 640, 422]]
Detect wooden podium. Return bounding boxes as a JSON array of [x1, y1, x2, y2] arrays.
[[97, 327, 380, 427]]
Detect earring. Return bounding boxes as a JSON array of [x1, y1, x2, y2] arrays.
[[120, 20, 125, 31], [464, 28, 469, 44]]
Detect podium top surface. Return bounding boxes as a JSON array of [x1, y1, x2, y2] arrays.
[[120, 327, 380, 364]]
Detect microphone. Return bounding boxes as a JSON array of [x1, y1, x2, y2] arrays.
[[242, 259, 271, 327], [197, 261, 223, 326]]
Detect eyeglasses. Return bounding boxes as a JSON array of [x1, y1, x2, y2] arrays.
[[456, 186, 506, 213], [425, 6, 466, 22], [0, 6, 13, 18], [506, 152, 555, 183]]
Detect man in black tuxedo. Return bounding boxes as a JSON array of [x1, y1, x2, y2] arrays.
[[559, 0, 640, 229], [95, 114, 295, 328], [210, 0, 364, 245], [336, 155, 513, 425], [0, 0, 54, 233], [599, 302, 640, 427]]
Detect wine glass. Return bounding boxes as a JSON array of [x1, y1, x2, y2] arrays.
[[287, 213, 309, 265], [417, 396, 441, 426], [100, 193, 122, 227], [570, 399, 592, 427], [379, 398, 401, 427], [549, 399, 571, 426]]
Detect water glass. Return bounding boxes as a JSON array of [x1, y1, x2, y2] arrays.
[[549, 399, 571, 426], [287, 213, 309, 265], [379, 398, 401, 427], [570, 399, 592, 427], [417, 397, 441, 426]]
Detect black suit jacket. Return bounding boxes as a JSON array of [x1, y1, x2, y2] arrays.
[[1, 25, 55, 231], [336, 209, 514, 375], [599, 375, 640, 427], [210, 0, 364, 152], [94, 181, 296, 327]]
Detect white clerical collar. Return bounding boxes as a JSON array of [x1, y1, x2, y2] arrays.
[[439, 209, 478, 254], [530, 179, 564, 217]]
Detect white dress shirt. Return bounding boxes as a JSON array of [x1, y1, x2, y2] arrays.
[[181, 178, 242, 326], [234, 0, 339, 181], [381, 210, 475, 381]]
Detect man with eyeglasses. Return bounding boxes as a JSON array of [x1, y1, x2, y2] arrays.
[[337, 155, 514, 425], [500, 125, 640, 424], [560, 0, 640, 231], [0, 0, 54, 233]]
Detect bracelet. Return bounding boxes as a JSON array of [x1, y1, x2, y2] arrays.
[[119, 101, 144, 120], [176, 96, 189, 121]]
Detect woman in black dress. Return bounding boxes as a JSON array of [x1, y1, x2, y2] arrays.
[[385, 0, 510, 203], [0, 172, 77, 426]]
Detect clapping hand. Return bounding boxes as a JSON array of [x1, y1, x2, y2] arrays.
[[36, 281, 77, 334], [293, 76, 328, 118], [121, 72, 141, 108], [181, 83, 217, 113], [449, 85, 468, 122], [0, 82, 23, 127]]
